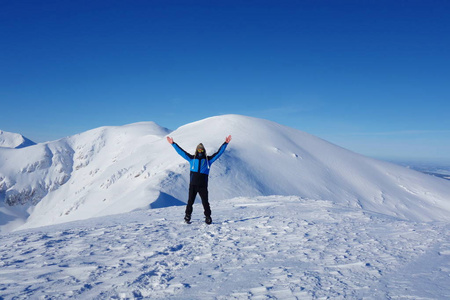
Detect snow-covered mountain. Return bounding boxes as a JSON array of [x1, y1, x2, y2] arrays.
[[1, 115, 450, 233], [0, 130, 35, 149]]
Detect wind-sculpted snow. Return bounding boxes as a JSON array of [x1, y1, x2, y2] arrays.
[[1, 115, 450, 233], [0, 122, 171, 232], [0, 196, 448, 299], [0, 130, 35, 149], [5, 143, 74, 204]]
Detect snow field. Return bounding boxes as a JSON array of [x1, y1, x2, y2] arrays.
[[1, 195, 448, 299]]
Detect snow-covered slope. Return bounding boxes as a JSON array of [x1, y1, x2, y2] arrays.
[[1, 196, 449, 299], [0, 122, 172, 232], [1, 115, 450, 233], [0, 130, 35, 149]]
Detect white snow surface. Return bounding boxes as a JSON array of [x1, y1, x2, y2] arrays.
[[1, 115, 450, 299], [0, 130, 35, 149], [0, 196, 449, 299], [1, 115, 450, 234]]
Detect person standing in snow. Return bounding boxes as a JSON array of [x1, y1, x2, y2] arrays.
[[167, 135, 232, 224]]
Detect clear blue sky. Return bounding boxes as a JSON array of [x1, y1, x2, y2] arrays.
[[1, 0, 449, 162]]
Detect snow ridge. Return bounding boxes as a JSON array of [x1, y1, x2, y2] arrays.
[[0, 130, 35, 149], [1, 116, 450, 299], [1, 115, 450, 233]]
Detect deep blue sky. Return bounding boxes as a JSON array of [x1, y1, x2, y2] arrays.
[[1, 0, 449, 162]]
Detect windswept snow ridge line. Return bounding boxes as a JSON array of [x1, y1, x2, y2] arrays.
[[0, 122, 172, 232], [1, 115, 450, 233], [0, 196, 448, 299], [0, 130, 35, 149]]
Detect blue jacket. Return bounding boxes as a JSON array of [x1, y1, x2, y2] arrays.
[[172, 142, 228, 186]]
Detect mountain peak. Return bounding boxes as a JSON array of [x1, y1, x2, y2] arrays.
[[1, 116, 450, 233], [0, 130, 36, 149]]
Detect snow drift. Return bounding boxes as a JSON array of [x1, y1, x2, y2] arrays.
[[1, 115, 449, 232]]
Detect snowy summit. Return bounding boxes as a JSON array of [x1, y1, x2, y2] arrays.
[[1, 115, 450, 299], [1, 114, 449, 233], [0, 130, 35, 149]]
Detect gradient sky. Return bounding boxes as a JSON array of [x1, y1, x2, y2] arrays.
[[1, 0, 449, 162]]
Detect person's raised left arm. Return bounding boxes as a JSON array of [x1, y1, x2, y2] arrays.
[[208, 135, 231, 164]]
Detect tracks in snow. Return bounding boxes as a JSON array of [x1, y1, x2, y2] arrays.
[[0, 196, 449, 299]]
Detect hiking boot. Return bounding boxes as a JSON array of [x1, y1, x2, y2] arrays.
[[184, 214, 191, 223], [205, 216, 212, 225]]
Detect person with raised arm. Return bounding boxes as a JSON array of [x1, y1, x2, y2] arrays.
[[167, 135, 232, 224]]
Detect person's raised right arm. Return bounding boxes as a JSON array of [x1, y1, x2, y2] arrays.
[[167, 136, 193, 161]]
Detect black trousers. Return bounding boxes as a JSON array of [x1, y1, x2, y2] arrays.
[[186, 184, 211, 217]]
